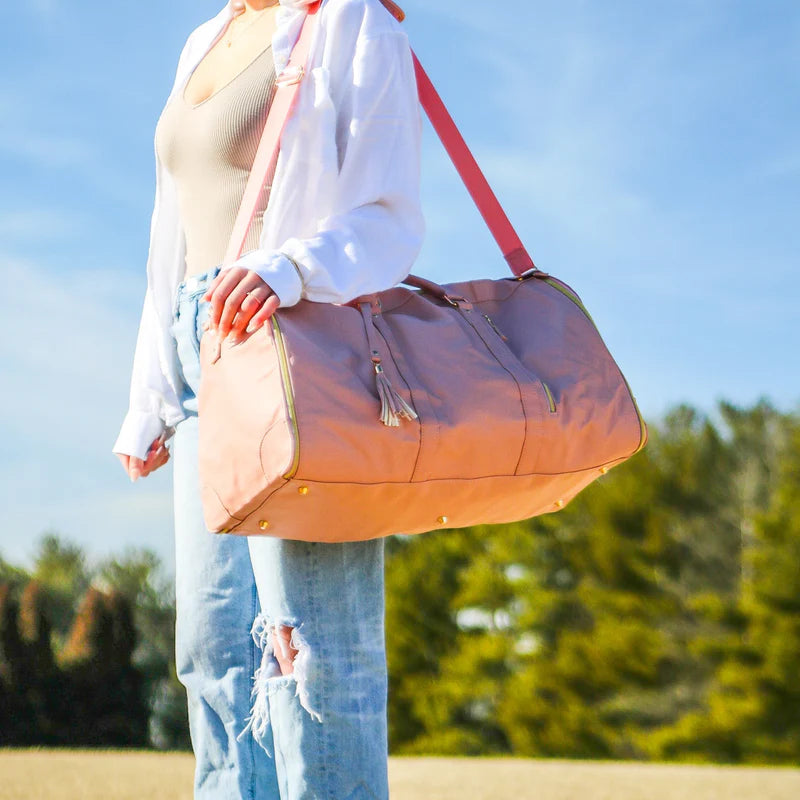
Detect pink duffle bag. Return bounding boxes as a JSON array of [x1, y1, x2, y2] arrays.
[[197, 1, 647, 541]]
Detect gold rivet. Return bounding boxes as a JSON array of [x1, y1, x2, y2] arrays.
[[298, 486, 309, 495], [220, 527, 230, 534], [437, 515, 448, 525], [258, 519, 270, 531], [555, 499, 564, 508], [600, 466, 608, 474]]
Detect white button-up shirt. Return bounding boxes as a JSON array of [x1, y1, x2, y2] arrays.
[[112, 0, 424, 461]]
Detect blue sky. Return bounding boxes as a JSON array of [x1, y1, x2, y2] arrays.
[[1, 0, 798, 570]]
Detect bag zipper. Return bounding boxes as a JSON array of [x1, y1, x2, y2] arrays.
[[270, 315, 301, 479], [482, 313, 557, 414], [482, 313, 509, 341]]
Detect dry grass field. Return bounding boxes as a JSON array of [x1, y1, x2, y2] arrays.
[[1, 750, 799, 799]]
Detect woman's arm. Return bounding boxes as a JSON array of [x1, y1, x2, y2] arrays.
[[111, 285, 176, 463], [112, 33, 199, 466], [205, 27, 425, 337]]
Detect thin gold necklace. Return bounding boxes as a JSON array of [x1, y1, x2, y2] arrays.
[[224, 7, 271, 48]]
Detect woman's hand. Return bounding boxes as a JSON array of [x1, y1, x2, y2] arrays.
[[116, 431, 170, 481], [202, 267, 280, 343]]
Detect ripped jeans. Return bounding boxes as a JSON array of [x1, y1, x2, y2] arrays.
[[169, 263, 389, 800]]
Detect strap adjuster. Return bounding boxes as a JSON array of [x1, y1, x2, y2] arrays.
[[276, 65, 305, 87]]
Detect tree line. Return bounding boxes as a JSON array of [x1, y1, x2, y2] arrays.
[[1, 398, 798, 762], [0, 539, 187, 749]]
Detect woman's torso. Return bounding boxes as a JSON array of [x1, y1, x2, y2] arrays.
[[155, 35, 277, 280]]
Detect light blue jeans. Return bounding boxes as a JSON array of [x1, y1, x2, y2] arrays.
[[169, 263, 390, 800]]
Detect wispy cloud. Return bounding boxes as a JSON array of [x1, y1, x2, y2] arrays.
[[0, 254, 173, 568], [0, 131, 95, 171], [0, 208, 91, 242]]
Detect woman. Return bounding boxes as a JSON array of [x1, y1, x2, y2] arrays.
[[112, 0, 424, 796]]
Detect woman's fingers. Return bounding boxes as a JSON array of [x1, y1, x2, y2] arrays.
[[218, 279, 257, 339], [141, 444, 170, 477], [246, 294, 280, 331], [229, 286, 270, 341], [125, 433, 169, 481], [204, 267, 246, 332], [129, 456, 145, 481], [203, 268, 279, 339], [202, 268, 230, 308]]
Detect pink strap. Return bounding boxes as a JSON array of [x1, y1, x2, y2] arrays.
[[411, 54, 535, 275], [222, 1, 322, 268], [226, 1, 535, 277]]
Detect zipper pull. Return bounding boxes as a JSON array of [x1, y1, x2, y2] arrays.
[[483, 314, 509, 341], [371, 350, 418, 426]]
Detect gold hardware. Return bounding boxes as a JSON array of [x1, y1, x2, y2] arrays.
[[298, 486, 309, 495], [515, 268, 547, 281], [220, 527, 231, 533], [443, 294, 465, 308], [258, 520, 270, 531], [600, 466, 608, 474], [436, 515, 448, 525], [276, 65, 305, 87], [542, 381, 557, 413], [555, 499, 564, 508]]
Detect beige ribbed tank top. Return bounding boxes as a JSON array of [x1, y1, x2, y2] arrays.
[[155, 42, 277, 279]]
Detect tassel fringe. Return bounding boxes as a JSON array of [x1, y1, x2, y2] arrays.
[[372, 351, 417, 426]]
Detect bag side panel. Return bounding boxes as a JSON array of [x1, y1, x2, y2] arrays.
[[198, 325, 293, 527], [480, 278, 643, 472]]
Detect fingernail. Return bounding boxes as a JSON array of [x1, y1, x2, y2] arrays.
[[130, 469, 140, 482]]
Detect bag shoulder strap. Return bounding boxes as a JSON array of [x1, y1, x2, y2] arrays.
[[222, 2, 322, 268], [225, 0, 536, 277], [411, 53, 535, 275]]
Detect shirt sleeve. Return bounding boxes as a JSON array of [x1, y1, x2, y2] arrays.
[[222, 30, 425, 307], [111, 285, 177, 461], [111, 35, 199, 462]]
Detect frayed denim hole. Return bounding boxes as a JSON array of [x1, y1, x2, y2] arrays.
[[238, 612, 324, 755]]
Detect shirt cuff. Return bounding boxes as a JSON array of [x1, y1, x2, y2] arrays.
[[112, 410, 170, 462], [222, 249, 304, 308]]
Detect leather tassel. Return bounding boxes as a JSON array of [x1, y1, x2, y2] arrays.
[[372, 351, 417, 426]]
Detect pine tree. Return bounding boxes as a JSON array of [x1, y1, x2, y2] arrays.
[[60, 586, 148, 746], [0, 584, 34, 744], [650, 415, 800, 763]]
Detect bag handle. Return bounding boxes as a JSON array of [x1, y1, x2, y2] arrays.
[[224, 0, 536, 279]]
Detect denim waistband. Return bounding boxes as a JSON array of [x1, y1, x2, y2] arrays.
[[176, 263, 223, 298], [172, 263, 223, 319]]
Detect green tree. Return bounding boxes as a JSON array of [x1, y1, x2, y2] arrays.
[[31, 533, 90, 646], [96, 549, 189, 749], [60, 586, 149, 746], [0, 584, 31, 744], [385, 530, 473, 751], [650, 414, 800, 763]]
